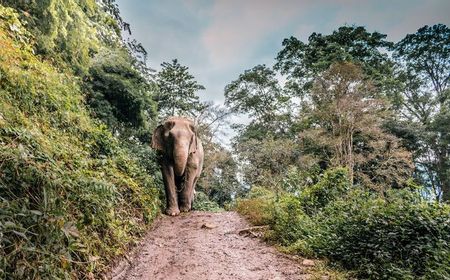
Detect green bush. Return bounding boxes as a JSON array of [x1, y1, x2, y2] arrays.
[[312, 190, 450, 279], [192, 191, 222, 212], [298, 167, 350, 215], [271, 195, 315, 246], [236, 168, 450, 279], [235, 187, 275, 225]]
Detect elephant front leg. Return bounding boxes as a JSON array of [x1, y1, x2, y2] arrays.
[[179, 175, 198, 212], [161, 163, 180, 216]]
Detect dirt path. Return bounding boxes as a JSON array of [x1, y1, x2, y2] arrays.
[[109, 211, 314, 280]]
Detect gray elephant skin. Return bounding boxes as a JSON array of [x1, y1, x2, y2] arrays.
[[151, 117, 204, 216]]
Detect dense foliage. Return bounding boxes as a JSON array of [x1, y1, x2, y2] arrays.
[[229, 23, 449, 279], [0, 3, 160, 279], [0, 0, 120, 75], [236, 169, 450, 279], [274, 26, 395, 97], [86, 48, 157, 139]]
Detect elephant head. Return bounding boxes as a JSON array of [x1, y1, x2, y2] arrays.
[[151, 117, 198, 176], [151, 117, 204, 216]]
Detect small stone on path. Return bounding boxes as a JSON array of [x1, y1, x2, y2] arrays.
[[201, 223, 217, 229], [302, 259, 315, 267]]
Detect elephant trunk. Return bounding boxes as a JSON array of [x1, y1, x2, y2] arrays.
[[173, 143, 189, 177]]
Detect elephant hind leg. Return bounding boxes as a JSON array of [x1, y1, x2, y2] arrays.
[[190, 177, 199, 203]]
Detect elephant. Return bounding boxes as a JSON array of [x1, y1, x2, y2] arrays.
[[151, 117, 204, 216]]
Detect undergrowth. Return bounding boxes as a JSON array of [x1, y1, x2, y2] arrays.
[[236, 168, 450, 279], [192, 191, 222, 212], [0, 7, 160, 279]]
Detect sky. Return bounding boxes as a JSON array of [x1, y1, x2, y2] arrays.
[[116, 0, 449, 106]]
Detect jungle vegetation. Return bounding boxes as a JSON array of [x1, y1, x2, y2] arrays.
[[0, 0, 449, 279], [0, 1, 160, 278], [231, 24, 450, 279]]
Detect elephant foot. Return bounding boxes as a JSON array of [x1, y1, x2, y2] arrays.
[[179, 204, 191, 213], [165, 207, 180, 216]]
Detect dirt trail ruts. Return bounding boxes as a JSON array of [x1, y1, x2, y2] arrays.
[[109, 211, 313, 280]]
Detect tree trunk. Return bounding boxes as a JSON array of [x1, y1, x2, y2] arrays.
[[442, 183, 450, 202], [438, 95, 450, 202], [438, 156, 450, 202]]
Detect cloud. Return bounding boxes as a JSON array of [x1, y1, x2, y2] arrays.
[[333, 0, 449, 41], [117, 0, 450, 106], [116, 0, 210, 70], [201, 0, 312, 69], [386, 1, 450, 41]]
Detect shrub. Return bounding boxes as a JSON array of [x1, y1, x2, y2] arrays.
[[312, 190, 450, 279], [298, 167, 350, 214], [236, 168, 450, 279], [192, 191, 222, 212], [271, 195, 315, 246], [235, 187, 275, 226]]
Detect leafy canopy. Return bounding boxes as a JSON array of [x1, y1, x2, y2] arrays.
[[392, 24, 450, 201], [225, 64, 293, 140], [274, 25, 394, 96], [156, 59, 205, 118], [86, 48, 158, 140], [394, 24, 450, 95]]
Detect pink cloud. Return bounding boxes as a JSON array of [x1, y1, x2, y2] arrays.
[[201, 0, 312, 69]]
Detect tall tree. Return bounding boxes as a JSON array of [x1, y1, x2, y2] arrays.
[[393, 24, 450, 201], [156, 59, 205, 118], [224, 65, 298, 189], [395, 24, 450, 95], [86, 48, 157, 140], [224, 64, 292, 140], [300, 62, 413, 189]]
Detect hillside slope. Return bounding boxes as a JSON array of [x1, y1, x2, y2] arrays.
[[0, 6, 159, 279]]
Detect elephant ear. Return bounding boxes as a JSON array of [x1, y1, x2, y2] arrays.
[[151, 124, 165, 151], [189, 124, 198, 154]]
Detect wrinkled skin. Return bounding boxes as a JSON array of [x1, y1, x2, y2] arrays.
[[151, 117, 204, 216]]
